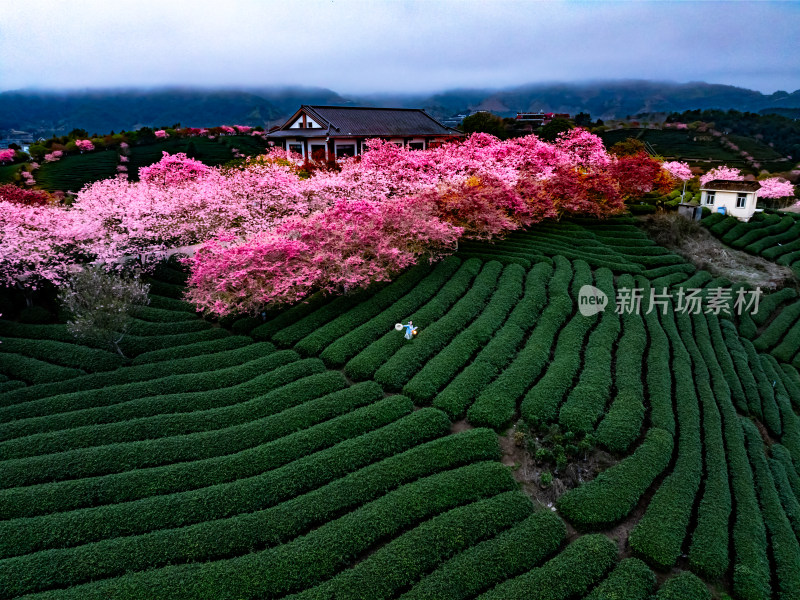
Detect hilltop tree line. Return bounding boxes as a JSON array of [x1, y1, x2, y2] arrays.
[[667, 109, 800, 161]]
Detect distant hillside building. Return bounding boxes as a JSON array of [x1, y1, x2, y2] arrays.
[[700, 179, 762, 221], [266, 106, 462, 160]]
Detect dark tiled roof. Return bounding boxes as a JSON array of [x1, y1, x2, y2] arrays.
[[701, 179, 761, 192], [271, 105, 461, 138], [267, 130, 333, 139]]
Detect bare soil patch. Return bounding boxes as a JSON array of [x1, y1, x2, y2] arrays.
[[639, 213, 797, 290]]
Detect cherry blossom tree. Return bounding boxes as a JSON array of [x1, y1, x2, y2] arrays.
[[0, 149, 17, 163], [662, 161, 692, 182], [154, 130, 169, 139], [75, 139, 95, 152], [757, 177, 795, 199], [700, 166, 744, 186]]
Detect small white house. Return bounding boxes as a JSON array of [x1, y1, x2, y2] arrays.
[[700, 179, 762, 221]]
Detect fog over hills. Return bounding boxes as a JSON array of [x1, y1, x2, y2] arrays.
[[2, 80, 799, 136]]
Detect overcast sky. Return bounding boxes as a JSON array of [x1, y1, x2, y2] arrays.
[[1, 0, 798, 95]]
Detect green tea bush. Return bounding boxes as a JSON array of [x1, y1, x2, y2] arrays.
[[742, 419, 800, 600], [468, 257, 573, 429], [375, 261, 503, 391], [655, 571, 711, 600], [0, 351, 303, 440], [476, 534, 617, 600], [399, 511, 566, 600], [294, 261, 434, 356], [344, 259, 482, 381], [584, 558, 656, 600], [403, 264, 524, 402], [0, 360, 330, 469], [0, 407, 451, 559], [0, 353, 84, 385], [19, 462, 518, 600], [320, 258, 460, 367], [0, 383, 393, 519], [433, 262, 552, 418]]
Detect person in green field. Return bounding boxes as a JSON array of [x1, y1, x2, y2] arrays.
[[401, 320, 417, 340]]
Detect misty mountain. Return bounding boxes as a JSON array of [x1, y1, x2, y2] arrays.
[[1, 81, 798, 137]]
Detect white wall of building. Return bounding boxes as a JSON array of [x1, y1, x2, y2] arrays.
[[701, 189, 759, 221]]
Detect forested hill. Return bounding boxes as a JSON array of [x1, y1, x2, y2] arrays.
[[2, 80, 799, 136]]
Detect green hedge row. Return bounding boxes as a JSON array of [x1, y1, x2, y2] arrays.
[[132, 304, 198, 323], [681, 313, 732, 579], [0, 338, 123, 372], [557, 427, 673, 529], [467, 257, 573, 429], [0, 343, 281, 424], [763, 234, 800, 261], [24, 463, 519, 600], [0, 353, 84, 386], [743, 418, 800, 599], [344, 259, 482, 381], [769, 458, 800, 540], [703, 316, 751, 414], [640, 277, 675, 434], [721, 320, 765, 418], [319, 258, 461, 368], [629, 311, 702, 570], [375, 261, 503, 391], [0, 428, 502, 597], [124, 317, 210, 336], [776, 247, 800, 266], [0, 379, 383, 496], [648, 271, 688, 290], [584, 558, 656, 600], [476, 534, 618, 600], [119, 327, 230, 357], [770, 316, 800, 363], [761, 355, 800, 464], [742, 338, 782, 437], [708, 215, 738, 236], [772, 444, 800, 499], [558, 268, 619, 433], [131, 335, 252, 364], [595, 274, 646, 452], [0, 351, 304, 445], [0, 380, 25, 394], [293, 261, 435, 356], [780, 364, 800, 412], [520, 262, 595, 429], [290, 487, 535, 600], [146, 293, 196, 313], [454, 251, 532, 269], [722, 213, 781, 245], [753, 299, 800, 352], [671, 269, 713, 291], [640, 263, 696, 279], [733, 215, 794, 250], [0, 361, 332, 474], [0, 407, 451, 559], [0, 382, 389, 519], [250, 289, 338, 341], [145, 278, 185, 299], [398, 511, 565, 600], [0, 339, 264, 406], [433, 262, 552, 419], [267, 280, 389, 347], [699, 212, 726, 229], [403, 264, 524, 402], [655, 571, 711, 600], [701, 317, 772, 600], [744, 218, 800, 254]]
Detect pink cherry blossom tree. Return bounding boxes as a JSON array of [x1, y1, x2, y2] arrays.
[[700, 166, 744, 186], [75, 139, 94, 152]]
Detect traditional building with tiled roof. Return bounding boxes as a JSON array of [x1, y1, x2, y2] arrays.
[[700, 179, 763, 221], [266, 105, 462, 160]]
